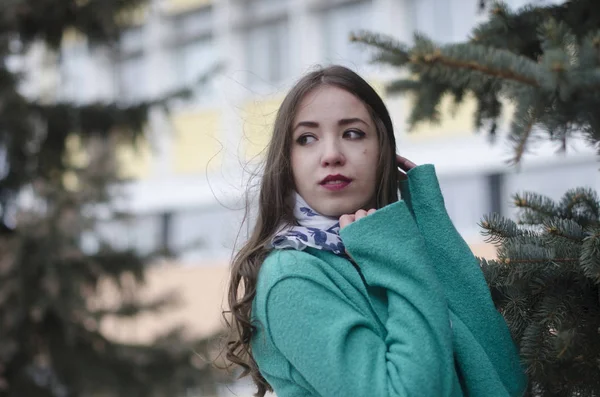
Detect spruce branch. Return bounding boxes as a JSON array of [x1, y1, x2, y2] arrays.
[[385, 79, 422, 94], [350, 31, 410, 65], [407, 83, 445, 127], [514, 192, 558, 219], [559, 187, 600, 224], [370, 52, 407, 68], [580, 228, 600, 282], [479, 257, 507, 283], [543, 218, 585, 242], [520, 321, 554, 377], [480, 213, 525, 244], [413, 45, 540, 87], [352, 31, 542, 87], [508, 100, 542, 164], [499, 257, 579, 265], [502, 293, 533, 342]]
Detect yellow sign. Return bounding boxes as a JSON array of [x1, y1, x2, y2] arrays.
[[171, 109, 222, 174]]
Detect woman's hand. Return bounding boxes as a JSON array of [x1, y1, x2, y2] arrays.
[[396, 154, 417, 172], [396, 154, 417, 181], [339, 209, 376, 230]]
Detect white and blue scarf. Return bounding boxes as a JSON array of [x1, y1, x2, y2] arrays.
[[270, 193, 346, 256]]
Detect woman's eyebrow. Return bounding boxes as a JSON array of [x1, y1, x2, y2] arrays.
[[293, 118, 368, 132], [338, 117, 368, 127], [293, 121, 319, 131]]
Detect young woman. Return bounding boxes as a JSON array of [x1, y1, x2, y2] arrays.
[[225, 65, 527, 397]]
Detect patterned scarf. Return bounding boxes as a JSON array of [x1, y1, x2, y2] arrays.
[[270, 192, 346, 255]]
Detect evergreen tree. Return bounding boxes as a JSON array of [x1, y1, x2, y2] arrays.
[[354, 0, 600, 163], [356, 0, 600, 395], [480, 189, 600, 396], [0, 1, 222, 396]]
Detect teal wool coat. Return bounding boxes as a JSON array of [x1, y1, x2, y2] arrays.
[[251, 164, 528, 396]]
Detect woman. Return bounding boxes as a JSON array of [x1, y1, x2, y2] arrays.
[[225, 65, 527, 396]]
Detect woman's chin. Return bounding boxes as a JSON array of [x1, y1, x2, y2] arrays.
[[318, 204, 363, 218], [308, 193, 376, 218]]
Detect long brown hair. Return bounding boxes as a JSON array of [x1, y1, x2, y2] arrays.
[[224, 65, 399, 396]]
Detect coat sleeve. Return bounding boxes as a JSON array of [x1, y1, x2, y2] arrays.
[[401, 164, 527, 396], [258, 201, 457, 397]]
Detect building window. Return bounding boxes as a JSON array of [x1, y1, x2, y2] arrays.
[[116, 27, 148, 103], [172, 38, 216, 104], [238, 0, 290, 22], [170, 6, 213, 38], [321, 1, 373, 68], [168, 8, 216, 106], [244, 19, 290, 89]]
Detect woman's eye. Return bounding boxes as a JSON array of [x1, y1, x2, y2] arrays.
[[344, 129, 366, 139], [297, 134, 317, 145]]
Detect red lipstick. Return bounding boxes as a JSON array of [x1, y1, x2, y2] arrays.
[[320, 174, 352, 191]]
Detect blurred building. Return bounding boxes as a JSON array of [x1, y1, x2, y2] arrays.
[[26, 0, 599, 395]]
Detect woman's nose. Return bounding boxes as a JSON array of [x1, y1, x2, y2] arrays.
[[320, 139, 345, 167]]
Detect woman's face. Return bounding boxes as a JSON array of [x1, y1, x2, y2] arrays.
[[290, 85, 380, 217]]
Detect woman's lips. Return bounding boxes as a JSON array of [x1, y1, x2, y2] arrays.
[[320, 180, 351, 191]]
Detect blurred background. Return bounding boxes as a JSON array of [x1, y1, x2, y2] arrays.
[[3, 0, 599, 396]]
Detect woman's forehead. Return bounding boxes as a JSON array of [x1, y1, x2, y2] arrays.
[[294, 86, 371, 124]]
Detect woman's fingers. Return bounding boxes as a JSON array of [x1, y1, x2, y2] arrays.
[[355, 209, 368, 221], [339, 214, 355, 230], [396, 154, 417, 172], [339, 209, 377, 230]]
